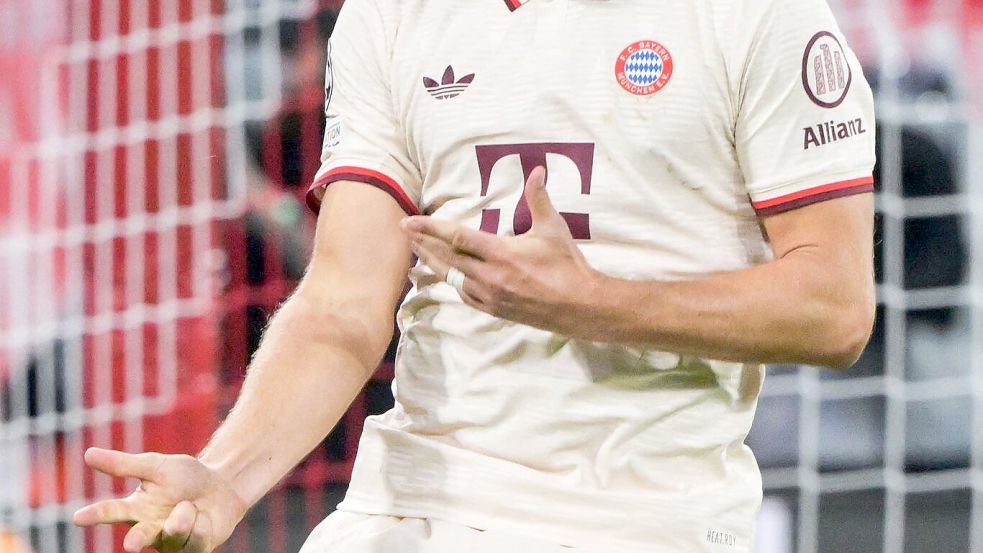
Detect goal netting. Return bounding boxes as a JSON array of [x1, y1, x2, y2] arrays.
[[748, 1, 983, 552], [0, 1, 980, 552], [0, 1, 379, 552]]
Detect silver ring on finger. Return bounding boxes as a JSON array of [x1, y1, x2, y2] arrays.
[[445, 267, 466, 292]]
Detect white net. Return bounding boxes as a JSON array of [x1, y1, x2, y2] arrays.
[[0, 1, 980, 553], [0, 1, 339, 551], [749, 1, 983, 552]]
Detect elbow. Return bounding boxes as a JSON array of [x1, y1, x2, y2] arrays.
[[285, 290, 394, 374], [813, 296, 876, 370]]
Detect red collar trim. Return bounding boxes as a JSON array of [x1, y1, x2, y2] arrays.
[[503, 0, 523, 11]]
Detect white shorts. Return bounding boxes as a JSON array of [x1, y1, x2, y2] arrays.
[[298, 510, 581, 553]]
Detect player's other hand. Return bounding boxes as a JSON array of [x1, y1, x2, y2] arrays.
[[73, 448, 247, 553], [402, 166, 602, 335]]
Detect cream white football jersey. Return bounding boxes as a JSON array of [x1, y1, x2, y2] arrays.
[[307, 0, 875, 551]]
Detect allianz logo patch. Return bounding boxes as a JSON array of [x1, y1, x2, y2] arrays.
[[422, 65, 475, 100], [803, 116, 867, 150]]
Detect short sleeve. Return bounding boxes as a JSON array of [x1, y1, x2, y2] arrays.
[[305, 0, 422, 216], [734, 0, 876, 216]]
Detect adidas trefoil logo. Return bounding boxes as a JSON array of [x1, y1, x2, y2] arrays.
[[422, 66, 475, 100]]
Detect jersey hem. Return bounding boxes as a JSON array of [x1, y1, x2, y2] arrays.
[[334, 499, 752, 553], [338, 421, 760, 553], [306, 165, 420, 216], [751, 176, 873, 216]]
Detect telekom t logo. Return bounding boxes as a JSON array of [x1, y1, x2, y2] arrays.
[[475, 142, 594, 239]]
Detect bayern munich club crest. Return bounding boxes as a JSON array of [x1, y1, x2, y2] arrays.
[[615, 40, 673, 96]]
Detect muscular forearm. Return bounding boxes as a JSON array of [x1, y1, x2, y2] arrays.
[[197, 289, 388, 508], [407, 180, 874, 368], [572, 249, 875, 368], [72, 183, 412, 553]]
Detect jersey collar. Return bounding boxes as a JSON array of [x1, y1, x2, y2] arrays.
[[504, 0, 608, 11]]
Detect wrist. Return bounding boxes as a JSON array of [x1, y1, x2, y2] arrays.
[[197, 451, 260, 512], [566, 267, 614, 339]]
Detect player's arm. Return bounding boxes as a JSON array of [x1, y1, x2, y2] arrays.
[[582, 192, 875, 368], [197, 181, 411, 504], [404, 167, 874, 369], [74, 182, 412, 553]]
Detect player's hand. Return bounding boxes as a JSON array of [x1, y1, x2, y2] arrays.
[[401, 166, 602, 335], [73, 448, 248, 553]]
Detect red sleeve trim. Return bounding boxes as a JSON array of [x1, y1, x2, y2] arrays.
[[503, 0, 522, 10], [752, 176, 874, 216], [306, 166, 420, 216]]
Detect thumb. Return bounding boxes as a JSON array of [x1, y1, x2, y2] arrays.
[[523, 166, 563, 232]]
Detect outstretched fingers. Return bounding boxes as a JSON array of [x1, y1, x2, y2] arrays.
[[84, 447, 166, 482], [402, 216, 502, 260], [412, 235, 483, 280], [73, 498, 135, 527]]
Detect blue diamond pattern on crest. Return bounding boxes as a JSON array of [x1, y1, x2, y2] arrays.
[[625, 49, 664, 85]]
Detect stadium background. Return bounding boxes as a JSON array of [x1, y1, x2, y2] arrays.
[[0, 0, 981, 551]]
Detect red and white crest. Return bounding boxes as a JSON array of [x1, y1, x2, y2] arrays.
[[614, 40, 674, 96]]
